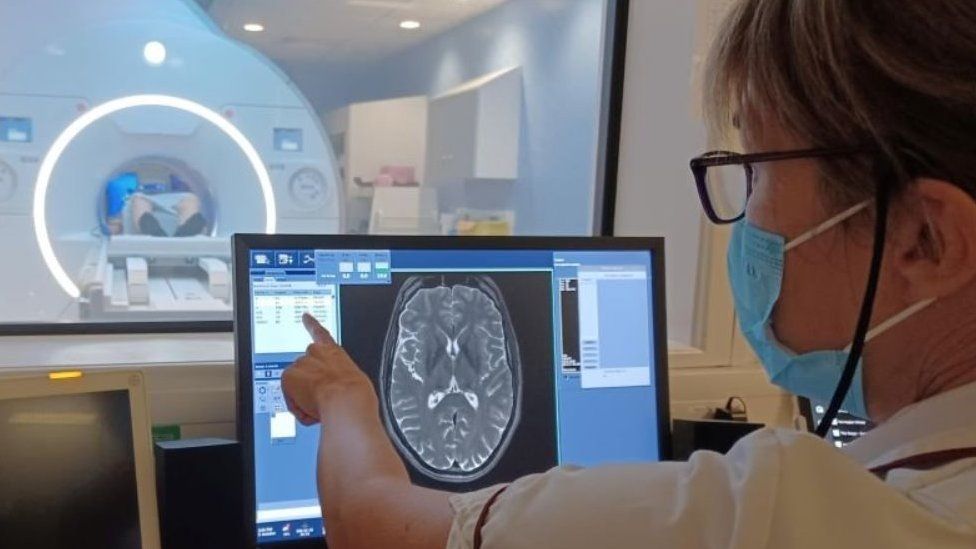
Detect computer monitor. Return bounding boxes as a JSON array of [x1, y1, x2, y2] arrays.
[[797, 397, 875, 448], [0, 370, 161, 549], [234, 235, 671, 547]]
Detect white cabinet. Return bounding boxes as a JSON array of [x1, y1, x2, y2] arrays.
[[325, 96, 428, 200], [426, 66, 522, 182], [368, 187, 440, 235]]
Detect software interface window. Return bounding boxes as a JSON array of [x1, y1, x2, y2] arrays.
[[247, 248, 660, 543]]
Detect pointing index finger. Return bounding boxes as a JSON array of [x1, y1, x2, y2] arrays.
[[302, 312, 336, 346]]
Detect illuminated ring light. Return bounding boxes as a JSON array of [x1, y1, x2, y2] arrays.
[[33, 94, 276, 298]]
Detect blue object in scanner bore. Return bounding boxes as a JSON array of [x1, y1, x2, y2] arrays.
[[105, 172, 139, 217]]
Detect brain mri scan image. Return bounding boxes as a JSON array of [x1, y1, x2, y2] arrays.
[[379, 275, 522, 482], [339, 269, 557, 490]]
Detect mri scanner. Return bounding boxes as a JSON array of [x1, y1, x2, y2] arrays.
[[0, 0, 342, 323]]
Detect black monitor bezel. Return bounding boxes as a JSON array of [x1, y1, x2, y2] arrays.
[[796, 397, 816, 433], [234, 233, 671, 548]]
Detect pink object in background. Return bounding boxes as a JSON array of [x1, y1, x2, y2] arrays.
[[374, 173, 394, 187], [380, 165, 417, 186]]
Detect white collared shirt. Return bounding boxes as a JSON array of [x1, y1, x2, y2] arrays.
[[447, 382, 976, 548]]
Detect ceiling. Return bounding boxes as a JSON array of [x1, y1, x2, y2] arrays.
[[203, 0, 509, 64]]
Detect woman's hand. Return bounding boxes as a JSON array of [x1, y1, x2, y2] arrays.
[[281, 313, 378, 426], [281, 313, 454, 549]]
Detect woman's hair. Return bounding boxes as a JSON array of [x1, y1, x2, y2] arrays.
[[705, 0, 976, 203]]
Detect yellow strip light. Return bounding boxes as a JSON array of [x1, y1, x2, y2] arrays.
[[48, 371, 83, 380]]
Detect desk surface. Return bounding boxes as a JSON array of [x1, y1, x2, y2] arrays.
[[0, 332, 238, 438], [0, 332, 234, 371]]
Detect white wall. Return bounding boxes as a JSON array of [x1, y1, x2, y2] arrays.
[[0, 0, 213, 75], [615, 1, 792, 427], [614, 1, 707, 346], [285, 0, 607, 236]]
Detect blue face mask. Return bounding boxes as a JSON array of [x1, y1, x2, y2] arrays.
[[727, 202, 934, 419]]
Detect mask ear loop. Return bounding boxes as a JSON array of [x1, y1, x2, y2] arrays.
[[815, 161, 893, 437]]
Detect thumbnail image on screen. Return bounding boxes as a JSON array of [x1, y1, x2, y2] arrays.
[[559, 278, 581, 374]]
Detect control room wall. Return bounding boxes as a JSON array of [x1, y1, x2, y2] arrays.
[[285, 0, 608, 236]]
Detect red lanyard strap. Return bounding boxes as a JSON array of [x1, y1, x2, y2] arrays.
[[473, 485, 509, 549], [870, 447, 976, 479]]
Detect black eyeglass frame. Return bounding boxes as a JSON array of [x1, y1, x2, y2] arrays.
[[690, 146, 870, 224]]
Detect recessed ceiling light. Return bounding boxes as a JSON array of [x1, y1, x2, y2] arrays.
[[243, 23, 265, 32], [399, 20, 421, 30], [143, 41, 166, 66]]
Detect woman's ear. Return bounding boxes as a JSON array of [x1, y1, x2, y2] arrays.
[[892, 179, 976, 301]]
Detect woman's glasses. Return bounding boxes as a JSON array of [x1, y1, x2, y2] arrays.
[[689, 147, 868, 224]]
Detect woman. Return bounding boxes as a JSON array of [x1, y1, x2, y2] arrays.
[[283, 1, 976, 547]]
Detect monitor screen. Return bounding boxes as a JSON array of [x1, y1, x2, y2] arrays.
[[238, 241, 668, 544], [0, 390, 143, 548], [801, 398, 875, 448]]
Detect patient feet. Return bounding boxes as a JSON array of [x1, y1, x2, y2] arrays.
[[137, 213, 167, 237], [174, 212, 207, 237], [136, 212, 208, 237]]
